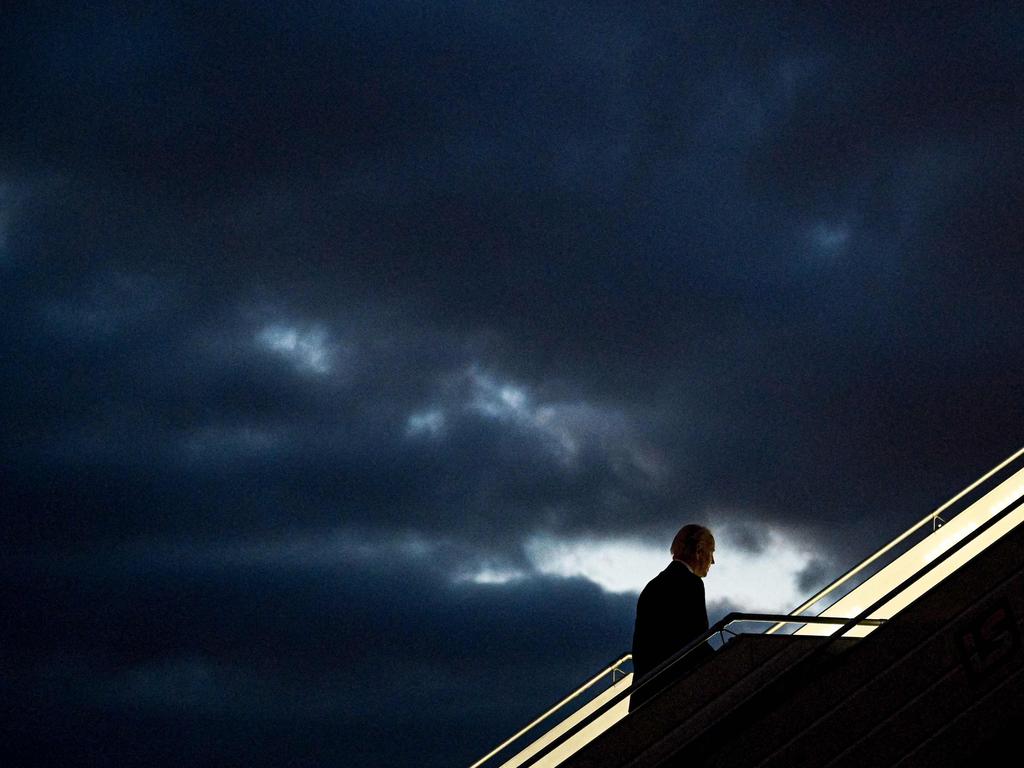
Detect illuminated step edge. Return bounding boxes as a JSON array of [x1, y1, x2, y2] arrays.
[[474, 452, 1024, 768], [796, 464, 1024, 637], [498, 674, 633, 768]]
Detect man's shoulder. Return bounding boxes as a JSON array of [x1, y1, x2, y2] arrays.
[[640, 561, 694, 595]]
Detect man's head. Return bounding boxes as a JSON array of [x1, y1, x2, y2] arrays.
[[670, 524, 716, 578]]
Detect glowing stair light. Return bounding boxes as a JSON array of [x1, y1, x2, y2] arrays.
[[794, 456, 1024, 637], [470, 446, 1024, 768]]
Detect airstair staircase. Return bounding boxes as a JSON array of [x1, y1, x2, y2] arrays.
[[470, 447, 1024, 768]]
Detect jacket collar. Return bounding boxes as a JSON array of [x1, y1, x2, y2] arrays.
[[670, 558, 696, 575]]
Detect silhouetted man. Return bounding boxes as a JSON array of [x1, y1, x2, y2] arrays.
[[629, 524, 716, 712]]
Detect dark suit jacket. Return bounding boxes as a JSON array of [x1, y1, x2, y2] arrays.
[[629, 560, 712, 710]]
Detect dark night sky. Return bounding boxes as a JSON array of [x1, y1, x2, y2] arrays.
[[2, 3, 1023, 766]]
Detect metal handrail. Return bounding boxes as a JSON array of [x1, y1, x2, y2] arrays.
[[467, 612, 885, 768], [472, 447, 1024, 768], [511, 479, 1024, 768], [767, 444, 1024, 634], [467, 653, 632, 768], [819, 487, 1024, 643], [749, 486, 1024, 767], [506, 613, 885, 768]]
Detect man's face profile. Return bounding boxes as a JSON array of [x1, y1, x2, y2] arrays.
[[694, 536, 716, 578]]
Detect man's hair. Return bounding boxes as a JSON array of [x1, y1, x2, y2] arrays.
[[670, 524, 713, 560]]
